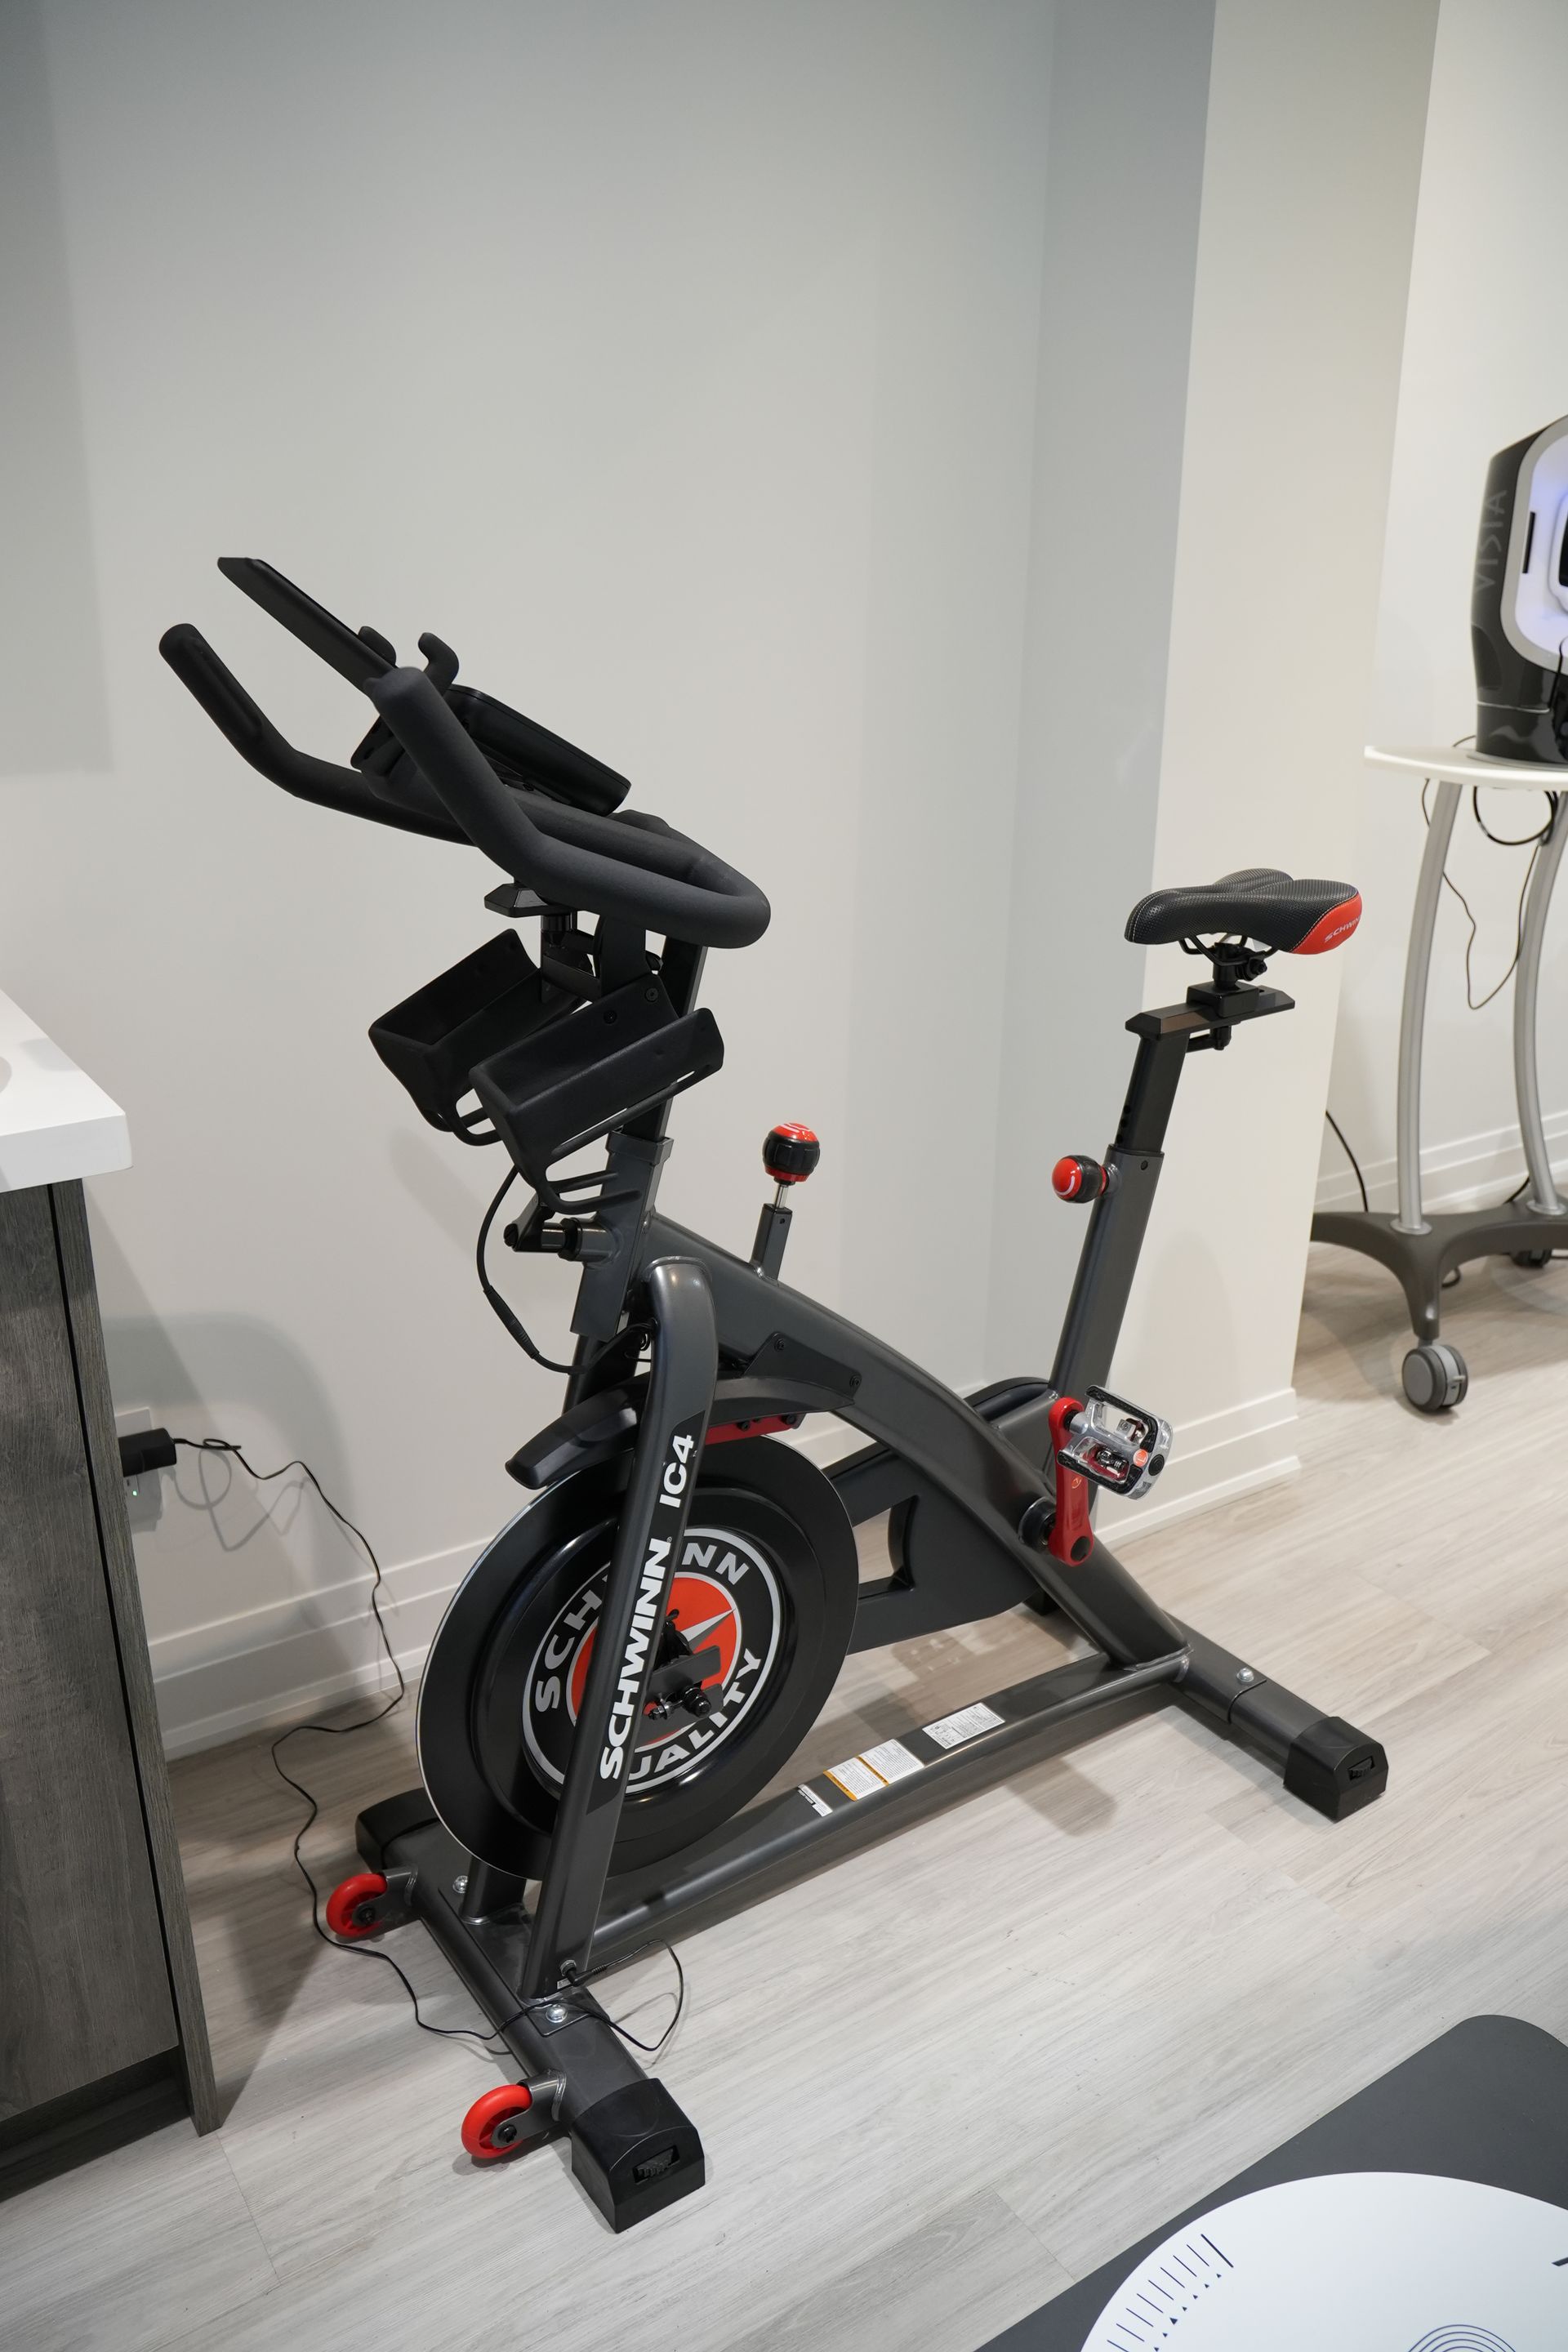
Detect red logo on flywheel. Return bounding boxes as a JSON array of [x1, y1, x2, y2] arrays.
[[565, 1573, 742, 1721], [522, 1525, 783, 1794]]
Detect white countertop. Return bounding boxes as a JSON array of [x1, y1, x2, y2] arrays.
[[1366, 742, 1568, 790], [0, 993, 129, 1192]]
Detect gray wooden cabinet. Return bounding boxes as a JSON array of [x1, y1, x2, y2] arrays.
[[0, 1181, 216, 2190]]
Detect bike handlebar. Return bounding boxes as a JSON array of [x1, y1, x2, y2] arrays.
[[159, 623, 466, 843], [363, 666, 771, 948], [159, 560, 772, 948]]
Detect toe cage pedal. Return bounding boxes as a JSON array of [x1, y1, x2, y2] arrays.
[[1057, 1386, 1171, 1500]]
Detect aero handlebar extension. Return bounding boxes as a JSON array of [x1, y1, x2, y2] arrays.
[[159, 560, 772, 950]]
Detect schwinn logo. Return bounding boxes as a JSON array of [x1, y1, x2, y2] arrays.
[[599, 1428, 697, 1781]]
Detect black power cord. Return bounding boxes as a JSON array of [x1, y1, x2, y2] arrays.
[[172, 1437, 506, 2053], [149, 1432, 684, 2064], [1420, 777, 1559, 1010], [476, 1166, 574, 1375], [1323, 750, 1564, 1215], [1323, 1110, 1369, 1213]]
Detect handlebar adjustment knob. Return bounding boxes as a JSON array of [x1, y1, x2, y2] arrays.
[[1053, 1155, 1108, 1203], [764, 1123, 820, 1184]]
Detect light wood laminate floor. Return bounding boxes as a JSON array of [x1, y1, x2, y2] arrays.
[[4, 1243, 1566, 2350]]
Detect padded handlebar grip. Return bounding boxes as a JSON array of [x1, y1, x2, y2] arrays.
[[363, 667, 771, 949], [158, 625, 465, 843]]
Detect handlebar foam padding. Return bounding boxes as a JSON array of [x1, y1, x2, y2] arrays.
[[158, 625, 466, 843], [363, 667, 770, 948]]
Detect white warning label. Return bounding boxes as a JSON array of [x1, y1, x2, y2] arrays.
[[860, 1738, 923, 1784], [798, 1784, 832, 1816], [922, 1699, 1005, 1752], [825, 1754, 884, 1801]]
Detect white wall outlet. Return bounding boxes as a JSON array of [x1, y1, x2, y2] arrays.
[[114, 1405, 165, 1534]]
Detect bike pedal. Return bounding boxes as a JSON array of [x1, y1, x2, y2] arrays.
[[1057, 1386, 1171, 1500]]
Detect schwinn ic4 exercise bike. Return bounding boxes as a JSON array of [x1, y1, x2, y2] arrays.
[[163, 559, 1385, 2234]]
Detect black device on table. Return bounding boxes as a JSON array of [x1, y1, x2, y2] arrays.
[[161, 560, 1383, 2234]]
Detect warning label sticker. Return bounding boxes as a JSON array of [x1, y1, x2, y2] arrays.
[[821, 1736, 927, 1802], [798, 1784, 832, 1817], [861, 1738, 923, 1784], [825, 1754, 884, 1801], [922, 1699, 1006, 1752]]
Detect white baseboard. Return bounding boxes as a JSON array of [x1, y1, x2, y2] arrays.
[[1317, 1108, 1568, 1214], [153, 1387, 1296, 1757], [1095, 1384, 1299, 1544], [153, 1532, 492, 1757]]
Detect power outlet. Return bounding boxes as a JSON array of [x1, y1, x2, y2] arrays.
[[115, 1405, 165, 1534]]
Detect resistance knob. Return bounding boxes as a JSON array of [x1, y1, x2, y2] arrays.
[[764, 1123, 821, 1185]]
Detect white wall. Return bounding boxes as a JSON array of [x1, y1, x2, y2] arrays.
[[1109, 0, 1437, 1512], [986, 0, 1214, 1383], [1324, 0, 1568, 1217], [7, 0, 1057, 1748]]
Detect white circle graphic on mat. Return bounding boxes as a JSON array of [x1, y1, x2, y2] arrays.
[[1084, 2172, 1568, 2350]]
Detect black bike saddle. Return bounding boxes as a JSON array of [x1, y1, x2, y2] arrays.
[[1125, 867, 1361, 956]]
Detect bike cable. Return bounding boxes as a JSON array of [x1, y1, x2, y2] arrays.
[[167, 1435, 686, 2061], [475, 1166, 575, 1374]]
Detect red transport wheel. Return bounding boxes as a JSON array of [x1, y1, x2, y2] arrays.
[[461, 2082, 536, 2163], [323, 1870, 388, 1940]]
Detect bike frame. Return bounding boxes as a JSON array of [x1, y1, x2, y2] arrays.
[[354, 952, 1389, 2232]]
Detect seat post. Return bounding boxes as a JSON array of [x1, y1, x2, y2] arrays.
[[1049, 969, 1295, 1401], [1048, 1018, 1191, 1402]]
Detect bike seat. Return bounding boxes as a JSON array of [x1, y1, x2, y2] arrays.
[[1125, 867, 1361, 955]]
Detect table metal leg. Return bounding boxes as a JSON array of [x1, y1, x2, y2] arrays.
[[1394, 777, 1461, 1236], [1513, 791, 1568, 1215]]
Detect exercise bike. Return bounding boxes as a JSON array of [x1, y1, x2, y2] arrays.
[[162, 559, 1386, 2234]]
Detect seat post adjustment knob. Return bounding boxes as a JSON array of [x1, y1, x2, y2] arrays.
[[1053, 1155, 1113, 1204]]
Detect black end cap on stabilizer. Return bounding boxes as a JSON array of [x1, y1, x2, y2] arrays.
[[1283, 1715, 1389, 1821], [355, 1788, 441, 1870], [570, 2081, 706, 2231]]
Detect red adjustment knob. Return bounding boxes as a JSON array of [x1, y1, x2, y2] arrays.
[[1053, 1155, 1107, 1202], [764, 1123, 820, 1184]]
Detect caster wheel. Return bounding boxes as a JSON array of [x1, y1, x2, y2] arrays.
[[1512, 1248, 1553, 1268], [461, 2082, 536, 2162], [1401, 1342, 1468, 1414], [323, 1870, 389, 1940]]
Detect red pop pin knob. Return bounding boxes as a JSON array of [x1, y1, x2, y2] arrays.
[[764, 1123, 821, 1185], [1053, 1155, 1108, 1202]]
